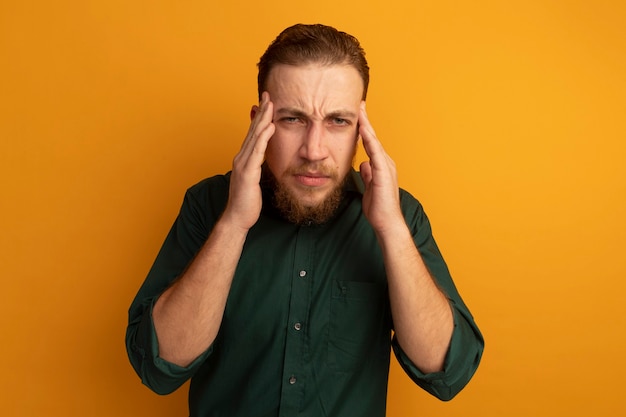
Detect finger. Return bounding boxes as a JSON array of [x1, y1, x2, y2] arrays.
[[359, 102, 395, 175], [247, 111, 275, 166], [241, 92, 272, 149], [358, 101, 376, 138], [358, 102, 386, 161], [237, 93, 275, 163]]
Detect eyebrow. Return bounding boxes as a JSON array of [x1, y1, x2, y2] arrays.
[[276, 107, 308, 118], [276, 107, 357, 120]]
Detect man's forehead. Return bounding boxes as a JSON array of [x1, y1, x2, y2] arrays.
[[266, 64, 363, 112], [266, 64, 363, 92]]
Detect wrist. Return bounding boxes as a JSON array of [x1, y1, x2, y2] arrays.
[[373, 217, 412, 247], [214, 211, 252, 240]]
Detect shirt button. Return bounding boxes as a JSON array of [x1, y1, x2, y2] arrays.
[[294, 322, 302, 331], [289, 375, 297, 384], [299, 270, 307, 277]]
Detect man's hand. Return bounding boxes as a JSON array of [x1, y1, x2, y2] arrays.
[[152, 93, 275, 367], [359, 102, 453, 373], [358, 102, 404, 235], [221, 92, 275, 232]]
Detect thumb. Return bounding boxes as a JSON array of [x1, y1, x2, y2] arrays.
[[359, 161, 373, 188]]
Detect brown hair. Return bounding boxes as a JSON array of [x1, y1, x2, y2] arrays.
[[257, 24, 370, 100]]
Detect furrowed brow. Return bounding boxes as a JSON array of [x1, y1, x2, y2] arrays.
[[276, 107, 308, 118], [327, 110, 357, 120], [275, 107, 357, 120]]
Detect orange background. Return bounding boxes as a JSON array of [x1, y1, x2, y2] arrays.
[[1, 1, 625, 416]]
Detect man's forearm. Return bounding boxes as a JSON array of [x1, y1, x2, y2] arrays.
[[152, 218, 248, 367], [376, 222, 454, 374]]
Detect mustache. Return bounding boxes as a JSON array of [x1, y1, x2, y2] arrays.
[[283, 162, 339, 180]]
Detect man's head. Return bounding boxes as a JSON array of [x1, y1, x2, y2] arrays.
[[255, 24, 369, 225], [257, 24, 369, 101]]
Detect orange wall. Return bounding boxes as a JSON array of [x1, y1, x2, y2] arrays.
[[1, 1, 625, 416]]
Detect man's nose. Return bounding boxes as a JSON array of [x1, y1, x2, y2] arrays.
[[300, 123, 329, 161]]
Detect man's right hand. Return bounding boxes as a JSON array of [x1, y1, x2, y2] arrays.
[[221, 92, 275, 232], [152, 93, 276, 367]]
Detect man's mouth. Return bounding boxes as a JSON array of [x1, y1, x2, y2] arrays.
[[294, 173, 331, 187]]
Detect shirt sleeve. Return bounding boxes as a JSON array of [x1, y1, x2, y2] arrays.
[[391, 190, 485, 401], [126, 297, 214, 395], [125, 176, 229, 395]]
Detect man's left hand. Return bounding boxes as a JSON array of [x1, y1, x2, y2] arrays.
[[358, 102, 405, 235]]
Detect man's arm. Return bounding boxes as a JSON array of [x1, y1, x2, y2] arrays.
[[151, 92, 275, 367], [358, 102, 453, 374]]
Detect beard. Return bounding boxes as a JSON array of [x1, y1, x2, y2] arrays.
[[262, 162, 350, 225]]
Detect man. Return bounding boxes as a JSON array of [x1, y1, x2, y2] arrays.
[[126, 23, 483, 416]]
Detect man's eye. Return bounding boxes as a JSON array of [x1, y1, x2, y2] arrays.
[[282, 117, 300, 124], [333, 118, 348, 125]]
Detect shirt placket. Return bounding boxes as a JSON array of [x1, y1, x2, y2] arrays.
[[278, 225, 315, 416]]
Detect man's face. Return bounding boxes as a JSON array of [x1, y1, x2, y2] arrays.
[[262, 63, 363, 222]]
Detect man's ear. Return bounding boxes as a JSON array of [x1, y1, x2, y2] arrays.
[[250, 105, 259, 121]]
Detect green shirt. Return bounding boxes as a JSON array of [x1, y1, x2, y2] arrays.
[[126, 170, 483, 417]]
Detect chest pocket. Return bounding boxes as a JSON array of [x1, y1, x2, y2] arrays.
[[328, 280, 388, 372]]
